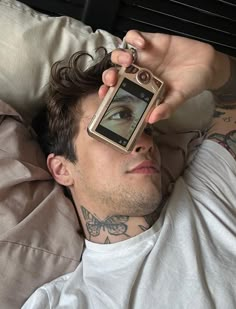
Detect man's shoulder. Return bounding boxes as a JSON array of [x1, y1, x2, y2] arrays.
[[188, 139, 236, 171], [184, 139, 236, 191]]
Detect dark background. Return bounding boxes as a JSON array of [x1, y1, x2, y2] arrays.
[[19, 0, 236, 57]]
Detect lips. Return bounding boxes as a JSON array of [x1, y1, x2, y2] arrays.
[[128, 160, 160, 174]]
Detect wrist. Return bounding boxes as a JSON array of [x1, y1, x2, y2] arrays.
[[210, 54, 236, 103]]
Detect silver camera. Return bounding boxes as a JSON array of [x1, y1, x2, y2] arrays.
[[87, 63, 165, 153]]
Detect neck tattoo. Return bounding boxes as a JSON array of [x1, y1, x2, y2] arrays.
[[81, 206, 130, 241], [80, 205, 162, 243]]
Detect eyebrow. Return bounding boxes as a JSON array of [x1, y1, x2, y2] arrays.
[[113, 94, 137, 104]]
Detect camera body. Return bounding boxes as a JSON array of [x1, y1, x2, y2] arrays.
[[87, 63, 165, 153]]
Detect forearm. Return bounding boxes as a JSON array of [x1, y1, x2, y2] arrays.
[[211, 55, 236, 104]]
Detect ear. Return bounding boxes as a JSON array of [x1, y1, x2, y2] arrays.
[[47, 154, 73, 187]]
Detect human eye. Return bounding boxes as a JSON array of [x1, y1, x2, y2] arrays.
[[107, 107, 133, 121]]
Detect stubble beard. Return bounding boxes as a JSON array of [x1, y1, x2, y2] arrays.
[[91, 179, 162, 217]]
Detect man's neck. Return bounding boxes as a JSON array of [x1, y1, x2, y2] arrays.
[[79, 205, 161, 244]]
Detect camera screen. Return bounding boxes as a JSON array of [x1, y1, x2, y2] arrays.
[[96, 78, 153, 146]]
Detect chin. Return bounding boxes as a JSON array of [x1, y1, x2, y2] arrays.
[[123, 189, 162, 217]]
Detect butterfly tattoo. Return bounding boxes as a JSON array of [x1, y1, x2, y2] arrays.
[[81, 206, 130, 239]]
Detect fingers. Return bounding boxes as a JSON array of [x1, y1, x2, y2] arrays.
[[148, 104, 172, 123], [98, 85, 109, 99], [102, 67, 119, 86], [124, 30, 146, 49], [99, 31, 146, 99], [99, 67, 119, 99], [111, 49, 133, 67], [148, 90, 187, 123], [111, 30, 147, 67]]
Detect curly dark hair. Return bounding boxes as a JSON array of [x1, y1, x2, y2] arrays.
[[33, 49, 113, 162]]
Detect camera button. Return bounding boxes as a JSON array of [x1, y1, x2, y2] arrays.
[[137, 70, 151, 84]]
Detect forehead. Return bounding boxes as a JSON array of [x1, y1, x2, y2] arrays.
[[80, 93, 101, 117], [79, 93, 101, 127]]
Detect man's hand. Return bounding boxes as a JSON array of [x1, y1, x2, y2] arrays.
[[100, 30, 230, 123]]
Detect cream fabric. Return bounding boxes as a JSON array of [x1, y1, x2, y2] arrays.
[[0, 0, 121, 123]]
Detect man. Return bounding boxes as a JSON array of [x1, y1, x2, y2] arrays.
[[23, 30, 236, 308]]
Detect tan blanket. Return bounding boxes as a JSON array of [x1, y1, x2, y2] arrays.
[[0, 100, 83, 308]]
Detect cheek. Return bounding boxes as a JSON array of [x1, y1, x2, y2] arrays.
[[78, 141, 120, 179], [75, 121, 124, 182]]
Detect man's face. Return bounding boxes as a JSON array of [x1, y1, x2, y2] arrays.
[[69, 93, 162, 218]]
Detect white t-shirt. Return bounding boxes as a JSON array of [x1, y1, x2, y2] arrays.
[[22, 140, 236, 309]]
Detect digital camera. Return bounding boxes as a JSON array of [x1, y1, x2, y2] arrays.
[[87, 63, 165, 153]]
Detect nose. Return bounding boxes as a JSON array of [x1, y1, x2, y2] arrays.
[[131, 129, 155, 154]]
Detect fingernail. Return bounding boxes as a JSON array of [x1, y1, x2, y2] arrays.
[[118, 54, 131, 65]]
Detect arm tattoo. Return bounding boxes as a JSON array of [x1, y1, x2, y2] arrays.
[[213, 110, 225, 118], [208, 130, 236, 159], [104, 237, 111, 244], [81, 206, 130, 240], [139, 208, 163, 231], [213, 110, 236, 123], [144, 212, 159, 227], [139, 225, 148, 232]]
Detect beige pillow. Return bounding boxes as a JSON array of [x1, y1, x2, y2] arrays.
[[0, 0, 121, 123]]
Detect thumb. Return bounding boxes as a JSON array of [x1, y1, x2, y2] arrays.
[[148, 90, 187, 123]]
